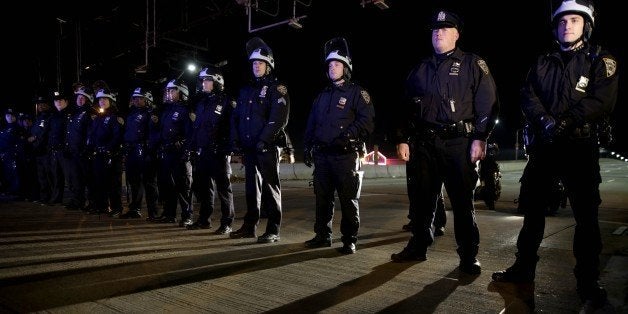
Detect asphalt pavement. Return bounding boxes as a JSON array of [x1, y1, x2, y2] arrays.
[[0, 159, 626, 313]]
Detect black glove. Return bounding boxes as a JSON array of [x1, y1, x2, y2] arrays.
[[227, 142, 241, 156], [256, 141, 267, 153], [189, 150, 199, 162], [304, 148, 313, 168], [539, 114, 556, 142], [181, 150, 192, 162], [554, 114, 575, 138]]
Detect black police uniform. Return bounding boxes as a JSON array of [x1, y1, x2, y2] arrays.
[[231, 74, 289, 237], [87, 107, 124, 215], [500, 44, 617, 297], [190, 91, 235, 230], [48, 104, 73, 205], [304, 81, 375, 248], [397, 46, 498, 265], [0, 111, 22, 196], [123, 105, 160, 218], [65, 103, 95, 210], [156, 101, 193, 223], [31, 108, 53, 203]]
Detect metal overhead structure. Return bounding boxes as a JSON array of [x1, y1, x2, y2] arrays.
[[243, 0, 311, 33], [135, 0, 156, 74]]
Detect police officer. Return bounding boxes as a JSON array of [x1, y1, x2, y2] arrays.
[[30, 95, 53, 204], [188, 66, 235, 234], [64, 86, 95, 211], [155, 79, 193, 226], [87, 89, 124, 216], [48, 90, 73, 206], [303, 37, 375, 254], [391, 10, 499, 275], [0, 108, 23, 197], [230, 37, 290, 243], [120, 87, 160, 219], [16, 113, 38, 201], [492, 0, 617, 309]]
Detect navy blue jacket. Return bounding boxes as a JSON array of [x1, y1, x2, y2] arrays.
[[190, 92, 233, 153], [305, 81, 375, 147], [231, 75, 290, 149]]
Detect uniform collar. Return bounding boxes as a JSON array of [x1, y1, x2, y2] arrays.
[[327, 80, 350, 92], [430, 47, 463, 64]]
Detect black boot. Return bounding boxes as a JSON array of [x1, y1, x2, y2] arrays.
[[459, 258, 482, 274], [229, 225, 256, 239], [577, 280, 607, 309], [305, 234, 332, 248], [492, 255, 537, 283], [391, 247, 427, 262]]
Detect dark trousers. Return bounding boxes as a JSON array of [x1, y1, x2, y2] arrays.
[[49, 150, 69, 203], [312, 152, 363, 244], [92, 154, 123, 212], [35, 154, 52, 202], [407, 136, 479, 260], [126, 151, 159, 216], [516, 139, 602, 284], [243, 148, 281, 235], [1, 153, 19, 194], [66, 153, 89, 208], [407, 158, 446, 228], [192, 151, 234, 227], [158, 151, 192, 219]]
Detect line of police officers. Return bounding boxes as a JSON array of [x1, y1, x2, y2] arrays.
[[1, 2, 617, 308], [1, 36, 373, 251]]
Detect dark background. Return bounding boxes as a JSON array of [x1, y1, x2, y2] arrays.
[[2, 0, 625, 158]]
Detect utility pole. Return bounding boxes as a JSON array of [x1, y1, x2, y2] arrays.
[[56, 17, 66, 91], [76, 20, 82, 83]]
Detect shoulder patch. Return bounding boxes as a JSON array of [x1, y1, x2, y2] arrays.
[[477, 59, 490, 75], [277, 84, 288, 96], [189, 112, 196, 122], [151, 115, 159, 123], [360, 90, 371, 105], [602, 57, 617, 77], [117, 117, 125, 125], [230, 100, 237, 108]]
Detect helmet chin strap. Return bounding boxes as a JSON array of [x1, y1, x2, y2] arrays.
[[559, 34, 585, 51], [331, 76, 344, 84]]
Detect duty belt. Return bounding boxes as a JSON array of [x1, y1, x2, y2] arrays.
[[198, 145, 220, 155], [126, 143, 147, 156], [313, 142, 362, 155], [160, 141, 182, 152], [421, 121, 474, 139]]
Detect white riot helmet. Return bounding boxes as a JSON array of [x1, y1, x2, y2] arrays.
[[198, 67, 225, 92], [131, 87, 153, 107], [74, 86, 94, 103], [131, 87, 154, 103], [95, 89, 117, 103], [165, 79, 189, 102], [246, 37, 275, 70], [552, 0, 595, 41], [324, 37, 353, 80]]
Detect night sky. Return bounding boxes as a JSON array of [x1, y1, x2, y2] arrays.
[[3, 0, 626, 157]]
